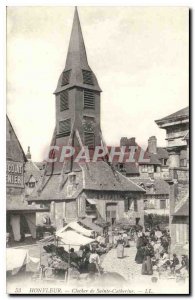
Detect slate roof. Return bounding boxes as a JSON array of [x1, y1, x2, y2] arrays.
[[130, 177, 170, 195], [7, 194, 49, 212], [28, 161, 145, 202], [155, 107, 189, 125], [78, 218, 102, 233], [125, 163, 140, 175], [81, 161, 145, 192], [141, 152, 161, 165], [24, 160, 42, 183], [173, 199, 189, 216], [55, 8, 101, 94], [34, 162, 46, 171], [156, 147, 169, 160]]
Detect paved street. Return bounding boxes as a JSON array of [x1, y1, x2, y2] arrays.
[[101, 245, 141, 281]]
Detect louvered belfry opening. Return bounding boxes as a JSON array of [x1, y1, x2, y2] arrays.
[[60, 90, 69, 111], [61, 70, 71, 86], [84, 132, 95, 148], [84, 90, 95, 109], [59, 119, 71, 136], [82, 70, 94, 85]]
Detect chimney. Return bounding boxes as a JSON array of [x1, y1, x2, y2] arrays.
[[129, 137, 136, 145], [120, 137, 128, 146], [26, 146, 32, 160], [148, 136, 157, 154], [120, 137, 136, 147]]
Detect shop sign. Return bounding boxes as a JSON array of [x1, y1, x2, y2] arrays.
[[6, 161, 24, 188]]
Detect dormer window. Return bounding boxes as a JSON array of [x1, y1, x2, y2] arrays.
[[82, 70, 94, 85], [29, 182, 35, 188], [61, 70, 71, 86]]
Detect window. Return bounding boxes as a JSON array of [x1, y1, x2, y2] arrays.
[[148, 165, 153, 173], [29, 182, 35, 188], [118, 163, 124, 172], [176, 223, 188, 243], [134, 199, 138, 212], [160, 199, 166, 209], [61, 70, 71, 86], [60, 90, 69, 111], [162, 159, 168, 166], [84, 132, 95, 148], [141, 165, 148, 172], [82, 70, 94, 85], [180, 159, 187, 167], [59, 119, 71, 135], [124, 200, 128, 212], [84, 90, 95, 109]]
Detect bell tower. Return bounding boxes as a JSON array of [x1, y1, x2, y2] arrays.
[[54, 7, 102, 150]]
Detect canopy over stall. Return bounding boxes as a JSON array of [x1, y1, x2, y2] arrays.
[[57, 230, 95, 251], [56, 221, 94, 237], [79, 218, 103, 233], [7, 248, 29, 275]]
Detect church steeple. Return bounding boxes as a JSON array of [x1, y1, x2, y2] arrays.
[[54, 7, 102, 155], [55, 7, 101, 94], [65, 7, 89, 70]]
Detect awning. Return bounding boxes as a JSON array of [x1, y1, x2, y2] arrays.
[[86, 198, 97, 205], [79, 218, 103, 233], [7, 248, 29, 274], [173, 200, 189, 216], [56, 221, 94, 237], [57, 230, 95, 251], [144, 209, 169, 216]]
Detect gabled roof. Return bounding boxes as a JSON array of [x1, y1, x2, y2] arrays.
[[28, 160, 145, 202], [24, 160, 42, 183], [156, 147, 169, 160], [130, 177, 170, 195], [55, 7, 101, 93], [81, 161, 145, 192], [155, 106, 189, 126], [6, 115, 27, 163]]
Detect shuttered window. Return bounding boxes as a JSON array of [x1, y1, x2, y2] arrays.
[[61, 70, 71, 86], [60, 90, 69, 111], [84, 90, 95, 109], [84, 132, 95, 148], [59, 119, 71, 135], [82, 70, 94, 85]]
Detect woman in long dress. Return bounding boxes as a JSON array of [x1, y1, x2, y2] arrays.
[[117, 235, 125, 258], [135, 235, 145, 264], [141, 243, 154, 275], [88, 249, 100, 280]]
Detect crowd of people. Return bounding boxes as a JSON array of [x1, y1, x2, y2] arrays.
[[134, 226, 189, 278], [40, 225, 189, 282]]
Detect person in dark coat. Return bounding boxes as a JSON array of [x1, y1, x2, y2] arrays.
[[141, 243, 154, 275], [135, 235, 145, 264], [170, 253, 179, 273]]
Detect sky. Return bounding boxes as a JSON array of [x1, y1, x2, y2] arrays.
[[7, 6, 189, 162]]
